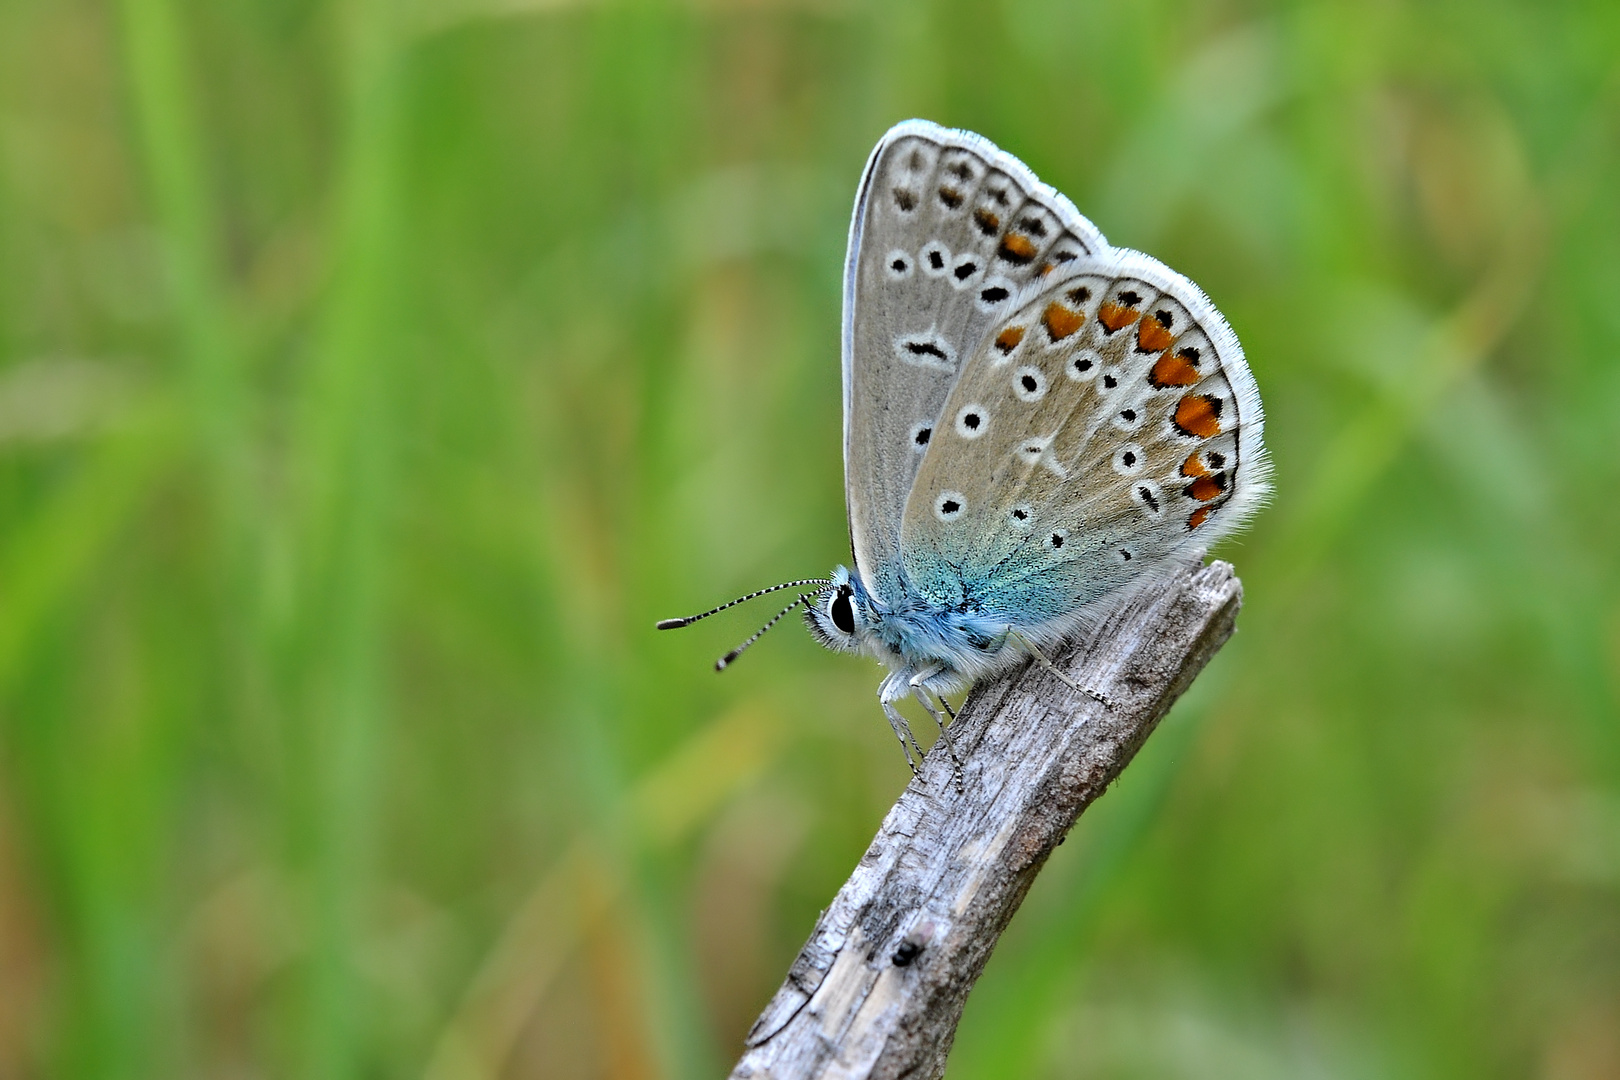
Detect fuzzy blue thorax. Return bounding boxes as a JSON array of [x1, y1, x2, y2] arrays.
[[804, 564, 1035, 698]]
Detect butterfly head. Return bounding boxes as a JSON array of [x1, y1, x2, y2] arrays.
[[803, 566, 880, 654]]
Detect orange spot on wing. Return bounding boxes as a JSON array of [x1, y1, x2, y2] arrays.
[[974, 208, 1001, 234], [995, 326, 1025, 353], [1180, 452, 1209, 478], [1041, 302, 1085, 341], [1098, 301, 1138, 333], [1184, 475, 1226, 501], [1149, 351, 1201, 388], [1137, 318, 1175, 353], [998, 233, 1037, 263], [1188, 507, 1211, 530], [1038, 262, 1054, 277], [1173, 394, 1223, 438]]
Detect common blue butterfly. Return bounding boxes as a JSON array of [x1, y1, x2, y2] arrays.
[[661, 120, 1270, 770]]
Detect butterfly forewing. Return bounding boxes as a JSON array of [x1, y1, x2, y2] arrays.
[[843, 121, 1107, 603], [898, 253, 1266, 628]]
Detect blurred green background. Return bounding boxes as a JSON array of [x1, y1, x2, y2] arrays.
[[2, 0, 1618, 1076]]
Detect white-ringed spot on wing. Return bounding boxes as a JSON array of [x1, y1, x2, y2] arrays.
[[895, 332, 956, 373], [1111, 443, 1145, 476], [1045, 528, 1070, 551], [934, 491, 967, 523], [1112, 403, 1146, 433], [1012, 366, 1048, 402], [954, 404, 989, 439], [1015, 435, 1051, 465], [1008, 504, 1034, 530], [1096, 367, 1126, 396], [978, 277, 1014, 311], [919, 241, 951, 278], [949, 254, 983, 289], [885, 250, 914, 280], [908, 421, 933, 453], [1066, 349, 1101, 382], [1132, 480, 1165, 520]]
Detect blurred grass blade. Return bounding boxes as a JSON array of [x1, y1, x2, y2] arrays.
[[423, 703, 785, 1080]]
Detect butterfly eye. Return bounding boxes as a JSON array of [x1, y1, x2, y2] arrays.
[[830, 585, 855, 634]]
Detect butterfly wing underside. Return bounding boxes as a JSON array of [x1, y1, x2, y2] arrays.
[[842, 120, 1107, 603], [898, 253, 1269, 631]]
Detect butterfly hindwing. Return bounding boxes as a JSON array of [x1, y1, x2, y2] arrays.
[[843, 120, 1107, 603], [898, 251, 1267, 631]]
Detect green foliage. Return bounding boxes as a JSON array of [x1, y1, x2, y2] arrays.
[[1, 0, 1617, 1075]]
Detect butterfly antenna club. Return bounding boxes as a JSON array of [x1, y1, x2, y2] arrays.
[[655, 578, 830, 630]]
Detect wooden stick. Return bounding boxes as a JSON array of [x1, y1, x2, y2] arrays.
[[729, 559, 1244, 1079]]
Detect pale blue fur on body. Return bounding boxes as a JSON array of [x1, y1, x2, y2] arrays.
[[803, 562, 1119, 700]]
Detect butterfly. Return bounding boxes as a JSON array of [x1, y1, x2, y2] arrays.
[[660, 120, 1270, 771]]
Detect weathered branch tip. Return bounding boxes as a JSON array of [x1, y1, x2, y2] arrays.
[[730, 558, 1244, 1080]]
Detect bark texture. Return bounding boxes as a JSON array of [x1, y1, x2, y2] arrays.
[[730, 558, 1244, 1079]]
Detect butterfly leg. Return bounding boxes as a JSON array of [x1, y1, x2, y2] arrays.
[[1012, 631, 1116, 709], [878, 671, 926, 774], [907, 666, 963, 778]]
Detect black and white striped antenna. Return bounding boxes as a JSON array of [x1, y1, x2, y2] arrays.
[[656, 578, 830, 671]]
